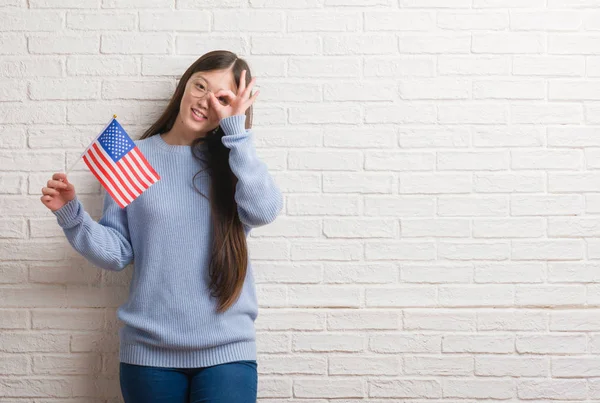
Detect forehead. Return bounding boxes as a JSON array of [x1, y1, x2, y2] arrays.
[[189, 70, 237, 92]]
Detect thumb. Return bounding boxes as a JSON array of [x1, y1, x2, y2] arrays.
[[55, 173, 74, 190], [54, 172, 68, 183]]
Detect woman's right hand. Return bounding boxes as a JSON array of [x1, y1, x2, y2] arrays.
[[40, 173, 76, 212]]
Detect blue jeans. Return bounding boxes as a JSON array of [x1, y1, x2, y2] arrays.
[[119, 360, 257, 403]]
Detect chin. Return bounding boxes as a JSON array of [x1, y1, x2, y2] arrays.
[[186, 116, 218, 136]]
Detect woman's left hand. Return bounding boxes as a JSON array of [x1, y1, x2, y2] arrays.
[[209, 69, 260, 121]]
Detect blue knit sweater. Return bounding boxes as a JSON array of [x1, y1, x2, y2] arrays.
[[52, 114, 283, 368]]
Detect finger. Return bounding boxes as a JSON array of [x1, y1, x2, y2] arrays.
[[238, 69, 246, 95], [42, 187, 60, 197], [41, 195, 53, 203], [48, 179, 68, 189], [48, 180, 72, 192], [245, 89, 260, 106], [214, 89, 236, 102], [53, 172, 68, 183], [242, 77, 256, 99], [209, 92, 223, 110]]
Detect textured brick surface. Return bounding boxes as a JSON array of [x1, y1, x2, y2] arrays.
[[2, 1, 600, 401]]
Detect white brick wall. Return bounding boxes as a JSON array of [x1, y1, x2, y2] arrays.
[[1, 0, 600, 401]]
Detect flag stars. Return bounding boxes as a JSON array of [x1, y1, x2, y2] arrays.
[[98, 121, 135, 162]]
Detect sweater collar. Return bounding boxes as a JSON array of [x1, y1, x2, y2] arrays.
[[153, 133, 208, 154]]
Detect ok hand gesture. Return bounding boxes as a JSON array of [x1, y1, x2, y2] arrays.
[[208, 70, 260, 121]]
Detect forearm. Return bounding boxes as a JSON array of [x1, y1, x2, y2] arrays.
[[53, 196, 134, 271], [220, 115, 283, 227]]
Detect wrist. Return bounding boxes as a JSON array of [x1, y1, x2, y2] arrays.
[[219, 114, 247, 135]]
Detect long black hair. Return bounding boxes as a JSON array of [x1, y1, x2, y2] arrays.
[[140, 50, 254, 313]]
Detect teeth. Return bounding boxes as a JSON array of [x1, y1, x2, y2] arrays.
[[193, 109, 205, 119]]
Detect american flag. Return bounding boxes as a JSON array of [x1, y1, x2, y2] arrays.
[[81, 117, 160, 208]]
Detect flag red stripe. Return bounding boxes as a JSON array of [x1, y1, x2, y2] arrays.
[[129, 149, 155, 185], [116, 159, 144, 195], [92, 143, 137, 200], [97, 147, 143, 199], [93, 139, 145, 196], [83, 155, 126, 208], [134, 147, 160, 180], [88, 144, 132, 204], [114, 159, 144, 195], [121, 154, 149, 188]]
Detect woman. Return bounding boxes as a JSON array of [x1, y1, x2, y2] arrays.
[[40, 50, 283, 403]]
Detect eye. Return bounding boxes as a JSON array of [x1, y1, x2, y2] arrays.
[[195, 83, 205, 90]]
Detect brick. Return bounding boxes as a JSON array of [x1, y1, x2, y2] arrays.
[[404, 309, 476, 331], [324, 34, 397, 55], [438, 241, 509, 260], [291, 11, 360, 32], [473, 218, 545, 238], [516, 285, 586, 306], [101, 33, 170, 54], [512, 240, 584, 260], [472, 33, 544, 53], [67, 11, 135, 30], [437, 196, 508, 216], [438, 151, 510, 170], [327, 310, 398, 330], [140, 10, 210, 31], [475, 262, 544, 283], [404, 355, 472, 376], [514, 55, 584, 76], [476, 356, 547, 377], [365, 56, 435, 77], [399, 33, 471, 53], [366, 285, 437, 307], [365, 151, 435, 171], [399, 173, 472, 194], [439, 285, 514, 306], [260, 355, 326, 375], [366, 11, 434, 31], [324, 218, 395, 238], [518, 379, 587, 400], [443, 334, 514, 353], [473, 125, 544, 147], [324, 262, 397, 284], [370, 379, 441, 398], [329, 356, 398, 375], [401, 264, 472, 283], [437, 11, 508, 30], [401, 219, 470, 237], [443, 379, 514, 400]]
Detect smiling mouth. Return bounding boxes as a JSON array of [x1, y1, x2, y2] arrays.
[[192, 108, 206, 119]]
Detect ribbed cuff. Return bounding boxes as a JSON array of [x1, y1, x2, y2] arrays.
[[52, 196, 82, 228], [219, 114, 247, 137]]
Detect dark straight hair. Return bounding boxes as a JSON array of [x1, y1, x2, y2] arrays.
[[139, 50, 254, 313]]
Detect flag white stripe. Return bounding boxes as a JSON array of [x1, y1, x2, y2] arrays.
[[95, 142, 142, 199], [124, 152, 153, 188], [117, 154, 146, 193], [88, 143, 134, 204], [83, 153, 128, 208], [131, 148, 160, 183]]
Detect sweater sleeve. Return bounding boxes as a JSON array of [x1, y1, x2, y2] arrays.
[[219, 114, 283, 229], [52, 190, 134, 271]]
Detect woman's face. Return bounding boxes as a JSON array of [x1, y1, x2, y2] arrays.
[[179, 69, 237, 135]]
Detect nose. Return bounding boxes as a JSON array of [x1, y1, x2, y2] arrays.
[[195, 94, 210, 109]]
